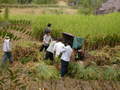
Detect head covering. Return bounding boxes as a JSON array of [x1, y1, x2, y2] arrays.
[[5, 36, 10, 39]]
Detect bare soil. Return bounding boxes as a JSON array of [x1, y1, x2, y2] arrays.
[[1, 7, 77, 15]]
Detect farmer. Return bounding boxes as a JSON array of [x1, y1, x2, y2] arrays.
[[2, 36, 13, 64], [60, 42, 73, 77], [45, 38, 57, 61], [44, 23, 52, 34], [40, 31, 52, 52], [53, 38, 65, 57]]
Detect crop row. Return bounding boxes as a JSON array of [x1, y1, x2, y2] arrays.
[[0, 19, 32, 40], [9, 19, 31, 25], [2, 24, 32, 36], [8, 13, 120, 49], [0, 30, 20, 40], [84, 34, 120, 50], [31, 13, 120, 50]]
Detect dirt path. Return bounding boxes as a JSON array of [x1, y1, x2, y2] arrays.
[[0, 6, 77, 15]]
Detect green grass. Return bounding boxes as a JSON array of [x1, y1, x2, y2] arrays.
[[32, 62, 59, 80], [68, 62, 120, 81], [32, 13, 120, 37], [8, 13, 120, 49], [10, 13, 120, 37]]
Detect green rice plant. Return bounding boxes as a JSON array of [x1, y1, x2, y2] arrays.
[[54, 57, 61, 64], [103, 67, 120, 81], [68, 62, 82, 77], [4, 7, 9, 20], [68, 62, 101, 80], [0, 14, 4, 22], [10, 13, 120, 49], [9, 19, 31, 26], [68, 62, 120, 81], [32, 62, 59, 80], [44, 59, 53, 65], [33, 0, 57, 4], [19, 56, 32, 64], [30, 13, 120, 48]]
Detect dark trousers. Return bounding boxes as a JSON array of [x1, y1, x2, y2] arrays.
[[40, 44, 49, 52], [2, 52, 13, 64], [61, 60, 69, 77], [45, 51, 54, 60]]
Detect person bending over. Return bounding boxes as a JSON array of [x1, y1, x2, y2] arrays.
[[53, 38, 65, 58], [40, 32, 52, 52], [45, 38, 57, 60], [60, 42, 73, 77]]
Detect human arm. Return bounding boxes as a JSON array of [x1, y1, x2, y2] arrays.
[[61, 47, 66, 53], [43, 35, 49, 44]]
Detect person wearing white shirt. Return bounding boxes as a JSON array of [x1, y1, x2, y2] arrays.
[[60, 42, 73, 77], [40, 32, 52, 51], [45, 39, 56, 60], [2, 36, 13, 64], [53, 38, 65, 57]]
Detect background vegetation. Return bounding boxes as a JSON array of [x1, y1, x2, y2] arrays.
[[31, 13, 120, 49]]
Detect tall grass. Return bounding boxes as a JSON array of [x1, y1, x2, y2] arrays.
[[68, 62, 120, 81], [10, 13, 120, 37], [31, 13, 120, 38], [31, 62, 59, 80], [32, 13, 120, 49], [10, 13, 120, 49]]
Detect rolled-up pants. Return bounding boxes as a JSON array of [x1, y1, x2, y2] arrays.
[[2, 52, 13, 64], [61, 60, 69, 77]]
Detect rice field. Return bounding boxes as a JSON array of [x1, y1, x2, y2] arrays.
[[0, 13, 117, 49], [0, 12, 120, 89], [9, 13, 120, 37]]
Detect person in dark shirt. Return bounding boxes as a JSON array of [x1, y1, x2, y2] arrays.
[[44, 23, 52, 34]]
